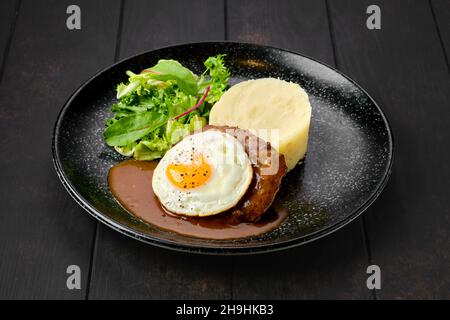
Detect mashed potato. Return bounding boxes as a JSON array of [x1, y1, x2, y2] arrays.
[[209, 78, 312, 171]]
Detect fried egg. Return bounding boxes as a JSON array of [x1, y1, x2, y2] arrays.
[[152, 130, 253, 217]]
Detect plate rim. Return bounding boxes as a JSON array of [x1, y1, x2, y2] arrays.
[[52, 41, 394, 255]]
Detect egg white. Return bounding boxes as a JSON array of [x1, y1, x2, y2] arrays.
[[152, 130, 253, 217]]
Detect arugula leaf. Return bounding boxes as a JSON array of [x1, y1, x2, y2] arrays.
[[104, 111, 167, 146]]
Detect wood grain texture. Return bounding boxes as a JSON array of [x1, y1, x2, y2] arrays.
[[0, 0, 19, 82], [89, 227, 232, 299], [118, 0, 225, 58], [228, 0, 334, 65], [228, 0, 373, 299], [328, 0, 450, 299], [431, 0, 450, 68], [87, 0, 231, 300], [0, 0, 121, 299]]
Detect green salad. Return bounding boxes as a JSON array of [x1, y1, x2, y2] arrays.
[[103, 54, 230, 160]]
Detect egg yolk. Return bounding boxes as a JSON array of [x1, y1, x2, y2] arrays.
[[166, 154, 212, 189]]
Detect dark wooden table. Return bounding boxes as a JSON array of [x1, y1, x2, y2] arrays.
[[0, 0, 449, 300]]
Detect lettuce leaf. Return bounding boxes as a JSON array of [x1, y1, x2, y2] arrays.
[[114, 142, 137, 157], [146, 60, 198, 95], [104, 55, 230, 160], [134, 138, 170, 160], [104, 111, 167, 146]]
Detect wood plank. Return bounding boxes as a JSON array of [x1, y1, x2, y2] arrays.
[[118, 0, 225, 58], [431, 0, 450, 67], [87, 0, 231, 300], [328, 0, 450, 299], [89, 228, 232, 299], [0, 0, 18, 82], [228, 0, 334, 65], [0, 0, 121, 299], [228, 0, 373, 299]]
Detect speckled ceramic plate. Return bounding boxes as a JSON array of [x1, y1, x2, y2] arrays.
[[53, 42, 393, 254]]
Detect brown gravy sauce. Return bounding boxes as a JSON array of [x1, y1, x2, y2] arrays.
[[108, 160, 287, 240]]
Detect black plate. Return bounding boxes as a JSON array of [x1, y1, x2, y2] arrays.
[[53, 42, 393, 254]]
